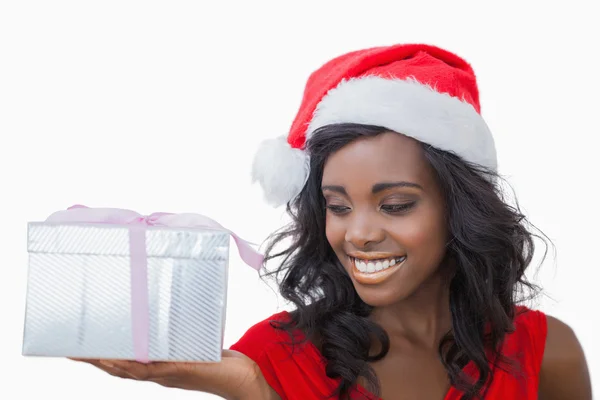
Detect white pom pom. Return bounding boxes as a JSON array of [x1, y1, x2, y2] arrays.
[[251, 136, 310, 207]]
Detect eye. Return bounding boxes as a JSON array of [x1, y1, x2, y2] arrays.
[[326, 205, 351, 215], [380, 202, 416, 214]]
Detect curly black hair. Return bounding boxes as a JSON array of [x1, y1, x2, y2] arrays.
[[261, 123, 546, 399]]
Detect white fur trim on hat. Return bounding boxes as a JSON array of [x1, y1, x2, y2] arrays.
[[307, 76, 497, 171], [251, 136, 310, 207]]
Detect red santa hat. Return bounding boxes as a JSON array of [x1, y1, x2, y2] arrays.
[[251, 43, 496, 207]]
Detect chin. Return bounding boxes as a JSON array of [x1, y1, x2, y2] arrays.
[[353, 283, 415, 308]]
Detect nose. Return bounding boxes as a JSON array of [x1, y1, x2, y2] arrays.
[[344, 213, 385, 249]]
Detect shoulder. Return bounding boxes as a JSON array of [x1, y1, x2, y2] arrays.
[[229, 311, 338, 399], [538, 314, 592, 399], [508, 307, 591, 399], [228, 311, 296, 398], [503, 307, 547, 364], [229, 311, 293, 361]]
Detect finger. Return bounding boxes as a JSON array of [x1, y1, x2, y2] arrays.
[[97, 360, 153, 380], [96, 360, 180, 381], [140, 361, 188, 380], [70, 358, 202, 383], [78, 359, 138, 380], [68, 357, 102, 365], [69, 357, 169, 381], [92, 360, 131, 378]]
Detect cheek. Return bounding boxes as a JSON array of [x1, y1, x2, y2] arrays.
[[325, 214, 345, 250], [392, 207, 447, 257]]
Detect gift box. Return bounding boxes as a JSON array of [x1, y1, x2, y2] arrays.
[[22, 205, 263, 363]]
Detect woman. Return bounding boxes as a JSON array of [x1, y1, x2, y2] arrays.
[[76, 44, 592, 399]]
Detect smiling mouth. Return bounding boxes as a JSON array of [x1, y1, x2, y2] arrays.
[[348, 255, 407, 285], [351, 255, 407, 273], [350, 256, 406, 274]]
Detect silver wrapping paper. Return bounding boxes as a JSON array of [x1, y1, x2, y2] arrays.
[[22, 223, 229, 362]]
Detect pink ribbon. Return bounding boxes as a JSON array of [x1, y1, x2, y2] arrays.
[[45, 205, 264, 363]]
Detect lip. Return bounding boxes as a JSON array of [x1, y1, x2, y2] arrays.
[[348, 254, 407, 285], [347, 251, 405, 261]]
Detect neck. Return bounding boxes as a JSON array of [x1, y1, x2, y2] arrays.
[[369, 271, 452, 349]]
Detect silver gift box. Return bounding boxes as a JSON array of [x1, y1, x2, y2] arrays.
[[22, 222, 229, 362]]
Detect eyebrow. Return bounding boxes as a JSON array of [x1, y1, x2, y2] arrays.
[[321, 181, 423, 195], [372, 181, 423, 193]]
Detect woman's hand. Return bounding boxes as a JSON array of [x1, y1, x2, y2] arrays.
[[70, 349, 279, 400]]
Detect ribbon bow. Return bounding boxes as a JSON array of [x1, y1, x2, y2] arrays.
[[45, 205, 264, 363]]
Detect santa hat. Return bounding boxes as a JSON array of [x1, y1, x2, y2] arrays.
[[251, 43, 496, 207]]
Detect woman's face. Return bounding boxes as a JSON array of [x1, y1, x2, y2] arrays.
[[322, 132, 449, 307]]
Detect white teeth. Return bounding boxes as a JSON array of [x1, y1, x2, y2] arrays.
[[358, 261, 367, 272], [353, 256, 405, 274]]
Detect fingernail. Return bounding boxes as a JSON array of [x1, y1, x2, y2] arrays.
[[125, 371, 141, 379], [99, 360, 115, 369]]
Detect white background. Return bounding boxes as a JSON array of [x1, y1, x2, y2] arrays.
[[1, 1, 598, 398]]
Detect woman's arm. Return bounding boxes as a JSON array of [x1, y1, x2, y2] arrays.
[[538, 316, 592, 400]]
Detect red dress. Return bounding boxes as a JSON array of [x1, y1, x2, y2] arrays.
[[230, 307, 547, 399]]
